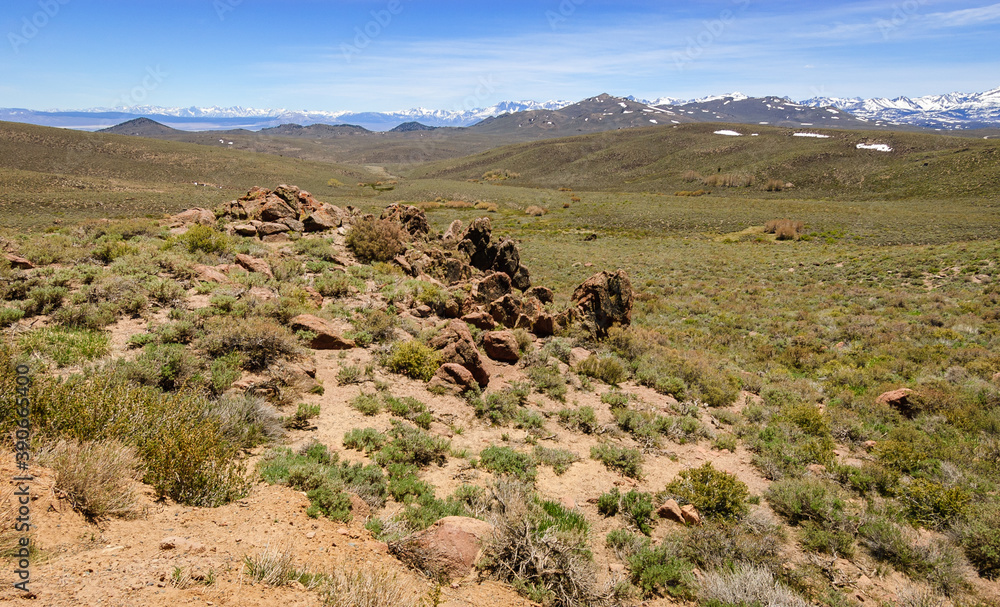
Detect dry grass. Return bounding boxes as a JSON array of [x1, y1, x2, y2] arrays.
[[702, 173, 755, 188], [764, 178, 786, 192], [525, 206, 548, 217], [321, 563, 422, 607], [699, 564, 809, 607], [243, 543, 296, 586], [764, 219, 805, 240], [681, 170, 702, 182], [674, 190, 709, 197], [345, 216, 407, 263], [475, 202, 499, 212], [37, 438, 144, 519]]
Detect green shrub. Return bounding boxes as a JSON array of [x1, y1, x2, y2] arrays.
[[532, 446, 579, 475], [621, 490, 655, 535], [556, 406, 597, 433], [600, 390, 633, 409], [0, 307, 25, 327], [383, 394, 431, 429], [598, 488, 621, 517], [665, 463, 749, 520], [181, 224, 230, 254], [209, 351, 242, 395], [306, 484, 352, 522], [374, 421, 449, 468], [527, 363, 567, 402], [314, 271, 358, 298], [766, 478, 849, 526], [954, 503, 1000, 580], [899, 478, 971, 529], [480, 446, 537, 482], [17, 326, 110, 367], [121, 343, 206, 392], [382, 340, 440, 381], [577, 354, 628, 385], [52, 303, 118, 330], [606, 528, 649, 559], [284, 403, 321, 429], [345, 217, 406, 263], [591, 443, 643, 479], [350, 392, 381, 416], [679, 516, 784, 572], [473, 384, 529, 425], [199, 316, 303, 371], [23, 285, 68, 316], [627, 545, 695, 598], [342, 427, 387, 454]]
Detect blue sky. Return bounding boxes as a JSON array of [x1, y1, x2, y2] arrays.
[[1, 0, 998, 111]]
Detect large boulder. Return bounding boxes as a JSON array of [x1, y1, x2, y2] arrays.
[[391, 516, 494, 581], [475, 272, 512, 303], [428, 363, 478, 395], [260, 194, 298, 222], [482, 330, 521, 363], [457, 218, 531, 290], [235, 254, 274, 279], [459, 217, 493, 270], [289, 314, 355, 350], [427, 320, 490, 388], [571, 270, 634, 337], [302, 208, 340, 232], [3, 253, 33, 270]]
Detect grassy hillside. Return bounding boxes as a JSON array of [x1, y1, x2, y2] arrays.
[[410, 122, 1000, 201], [0, 121, 370, 229]]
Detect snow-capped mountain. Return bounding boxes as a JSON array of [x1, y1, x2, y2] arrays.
[[1, 100, 573, 132], [801, 86, 1000, 129]]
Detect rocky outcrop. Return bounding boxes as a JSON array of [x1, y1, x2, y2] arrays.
[[391, 516, 494, 581], [457, 217, 531, 290], [380, 204, 429, 237], [427, 320, 490, 388], [568, 270, 634, 337], [289, 314, 355, 350], [215, 185, 351, 240]]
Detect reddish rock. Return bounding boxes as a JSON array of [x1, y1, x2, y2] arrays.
[[3, 253, 33, 269], [260, 195, 298, 222], [247, 286, 279, 302], [289, 314, 355, 350], [680, 504, 702, 526], [571, 270, 634, 337], [278, 217, 305, 233], [380, 203, 429, 237], [391, 516, 494, 581], [488, 294, 524, 329], [193, 264, 230, 284], [168, 207, 216, 228], [482, 330, 521, 363], [806, 463, 827, 475], [429, 363, 478, 394], [462, 311, 496, 330], [532, 313, 556, 337], [257, 221, 291, 236], [235, 253, 274, 279], [876, 388, 919, 417], [440, 258, 473, 284], [475, 272, 512, 303], [230, 223, 258, 237], [303, 286, 324, 308], [427, 320, 489, 388], [302, 209, 340, 232], [862, 440, 878, 450], [525, 286, 554, 305], [262, 233, 290, 243], [657, 499, 684, 523]]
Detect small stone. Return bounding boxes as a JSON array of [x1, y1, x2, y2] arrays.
[[306, 532, 316, 539]]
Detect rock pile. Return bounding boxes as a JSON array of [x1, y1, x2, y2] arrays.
[[210, 184, 353, 241]]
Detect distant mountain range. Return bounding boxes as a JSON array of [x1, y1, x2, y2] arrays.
[[3, 86, 999, 132]]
